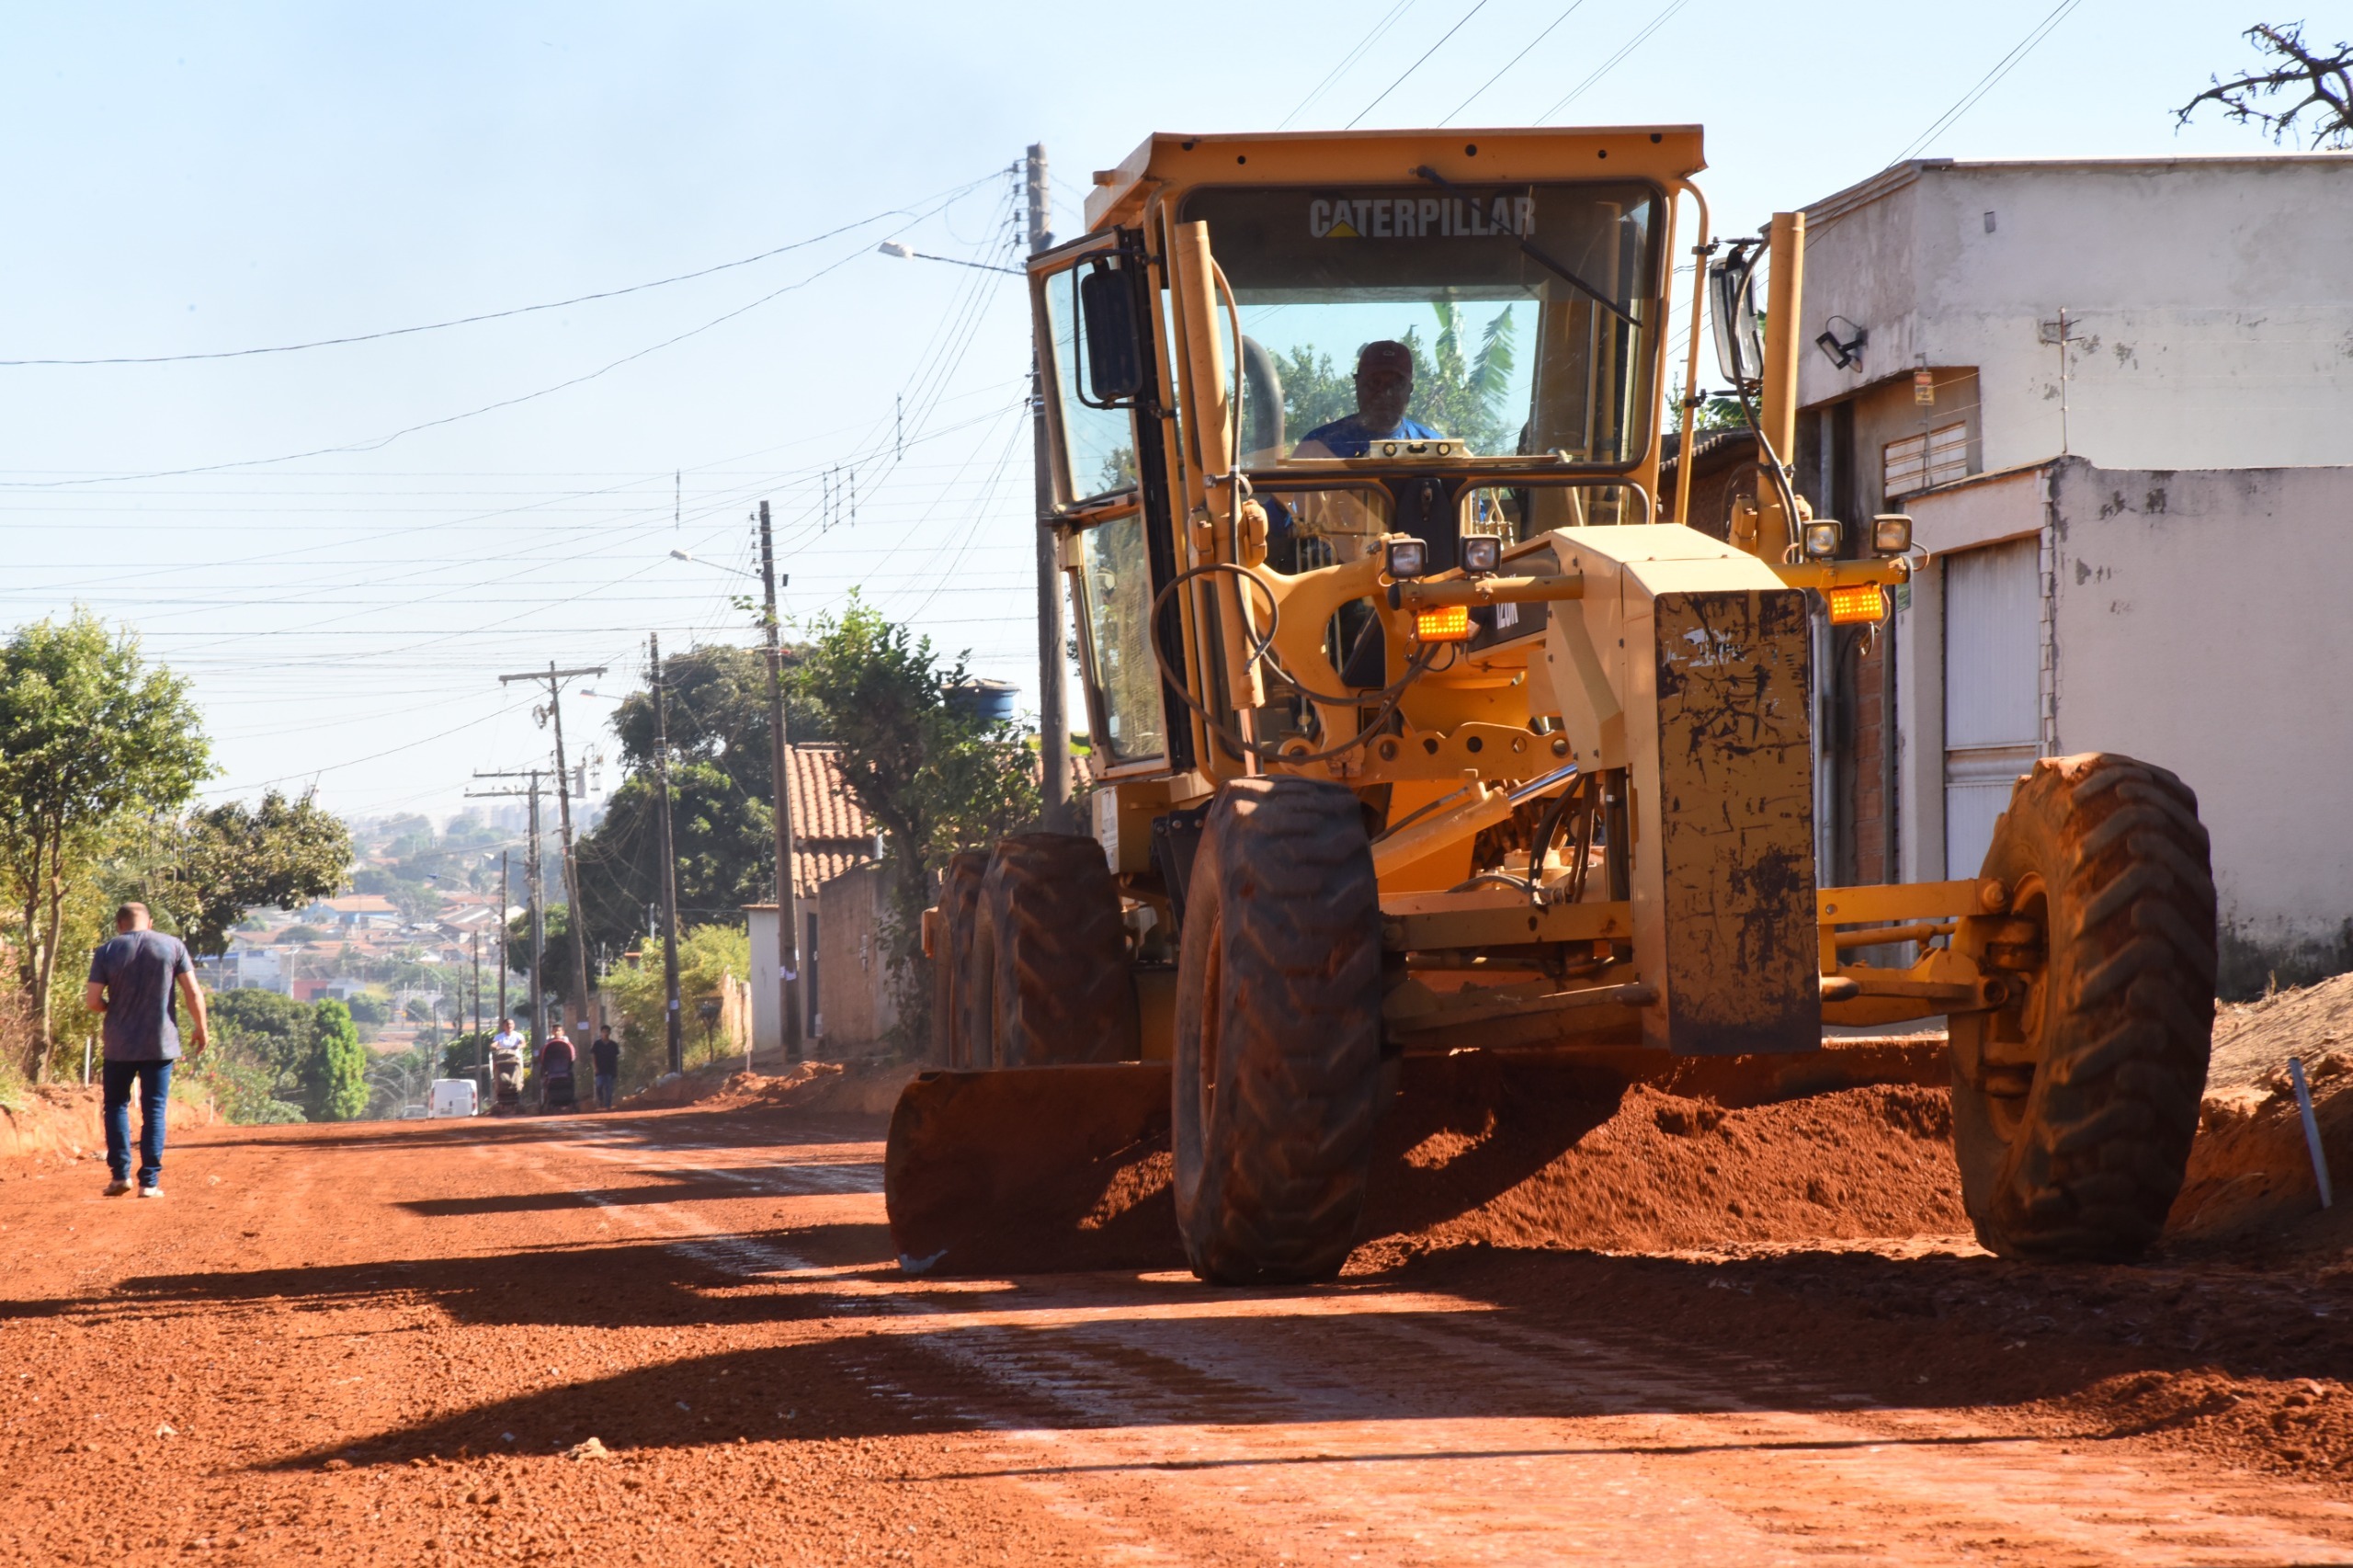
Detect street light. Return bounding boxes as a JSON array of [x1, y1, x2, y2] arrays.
[[876, 240, 1023, 277], [668, 548, 761, 582]]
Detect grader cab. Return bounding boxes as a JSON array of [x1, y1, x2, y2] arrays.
[[886, 127, 2216, 1281]]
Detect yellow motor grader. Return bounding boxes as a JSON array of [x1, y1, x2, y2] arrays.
[[887, 126, 2216, 1281]]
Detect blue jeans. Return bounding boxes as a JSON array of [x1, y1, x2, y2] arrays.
[[102, 1059, 174, 1188], [594, 1072, 616, 1108]]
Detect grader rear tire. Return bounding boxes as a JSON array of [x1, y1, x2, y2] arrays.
[[964, 833, 1140, 1067], [930, 850, 989, 1067], [1174, 778, 1384, 1285], [1952, 753, 2217, 1262]]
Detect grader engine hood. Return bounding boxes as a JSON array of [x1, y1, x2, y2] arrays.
[[1528, 525, 1819, 1054]]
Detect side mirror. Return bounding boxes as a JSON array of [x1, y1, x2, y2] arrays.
[[1077, 261, 1146, 405], [1709, 248, 1765, 388]]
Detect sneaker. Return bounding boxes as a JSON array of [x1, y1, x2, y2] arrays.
[[103, 1179, 134, 1197], [137, 1185, 165, 1199]]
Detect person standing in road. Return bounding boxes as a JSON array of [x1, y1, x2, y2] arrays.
[[589, 1027, 620, 1110], [84, 903, 208, 1199]]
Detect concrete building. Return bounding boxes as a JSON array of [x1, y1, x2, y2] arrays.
[[1789, 153, 2353, 994]]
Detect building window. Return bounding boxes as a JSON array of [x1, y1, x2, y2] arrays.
[[1884, 421, 1969, 498]]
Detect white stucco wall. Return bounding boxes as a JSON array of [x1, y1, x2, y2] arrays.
[[1797, 155, 2353, 474], [2047, 460, 2353, 980], [1900, 458, 2353, 989]]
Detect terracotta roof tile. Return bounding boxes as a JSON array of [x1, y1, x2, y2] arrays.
[[784, 744, 872, 842]]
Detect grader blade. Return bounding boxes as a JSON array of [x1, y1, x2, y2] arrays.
[[884, 1064, 1176, 1276]]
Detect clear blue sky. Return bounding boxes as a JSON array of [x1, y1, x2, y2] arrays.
[[0, 1, 2303, 823]]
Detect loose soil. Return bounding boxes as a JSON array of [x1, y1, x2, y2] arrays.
[[3, 981, 2350, 1563]]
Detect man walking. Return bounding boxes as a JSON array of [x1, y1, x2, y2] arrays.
[[84, 903, 207, 1199], [589, 1026, 620, 1110]]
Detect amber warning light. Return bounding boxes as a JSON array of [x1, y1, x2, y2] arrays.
[[1827, 584, 1887, 626], [1415, 605, 1472, 642]]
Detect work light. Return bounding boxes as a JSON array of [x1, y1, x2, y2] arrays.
[[1385, 539, 1428, 579], [1872, 514, 1913, 555], [1827, 584, 1886, 625], [1461, 536, 1501, 575], [1414, 605, 1472, 642], [1802, 520, 1842, 560]]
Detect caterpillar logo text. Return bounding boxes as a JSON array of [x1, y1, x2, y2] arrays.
[[1309, 194, 1536, 239]]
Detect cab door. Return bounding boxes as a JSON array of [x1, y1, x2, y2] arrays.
[[1029, 231, 1186, 775]]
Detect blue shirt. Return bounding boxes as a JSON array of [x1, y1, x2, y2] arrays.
[[1294, 415, 1441, 459], [87, 931, 194, 1062]]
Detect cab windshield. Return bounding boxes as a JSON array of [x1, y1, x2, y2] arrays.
[[1180, 181, 1662, 470]]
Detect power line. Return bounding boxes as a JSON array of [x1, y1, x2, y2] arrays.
[[1886, 0, 2087, 165], [1348, 0, 1493, 129], [0, 170, 1004, 368], [1540, 0, 1691, 120], [2, 180, 1004, 492], [1279, 0, 1420, 129], [1440, 0, 1588, 125]]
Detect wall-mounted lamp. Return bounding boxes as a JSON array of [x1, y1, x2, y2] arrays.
[[1814, 315, 1868, 371]]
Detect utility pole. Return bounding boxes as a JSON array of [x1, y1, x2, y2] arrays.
[[497, 850, 510, 1030], [471, 929, 484, 1095], [756, 498, 802, 1063], [471, 772, 548, 1048], [650, 635, 684, 1076], [500, 663, 606, 1041], [1028, 142, 1070, 831]]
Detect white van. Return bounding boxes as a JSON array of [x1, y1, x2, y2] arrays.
[[427, 1079, 479, 1119]]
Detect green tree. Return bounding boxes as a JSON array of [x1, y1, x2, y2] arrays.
[[1277, 345, 1354, 442], [154, 790, 350, 958], [572, 641, 829, 966], [796, 599, 1039, 1046], [301, 999, 368, 1121], [1402, 304, 1519, 455], [208, 988, 314, 1080], [0, 611, 209, 1074], [601, 922, 751, 1089], [188, 992, 311, 1126]]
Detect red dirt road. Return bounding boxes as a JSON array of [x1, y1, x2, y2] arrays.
[[4, 1093, 2350, 1566]]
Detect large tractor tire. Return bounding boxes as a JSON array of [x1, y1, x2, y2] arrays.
[[964, 833, 1140, 1067], [929, 850, 989, 1067], [1951, 753, 2217, 1262], [1174, 778, 1385, 1285]]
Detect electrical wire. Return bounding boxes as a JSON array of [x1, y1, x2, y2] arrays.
[[1440, 0, 1587, 125], [1280, 0, 1419, 129], [1540, 0, 1690, 120], [1885, 0, 2087, 165], [0, 169, 1004, 368], [1348, 0, 1492, 128]]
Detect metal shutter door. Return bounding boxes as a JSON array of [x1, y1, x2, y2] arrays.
[[1943, 537, 2040, 878]]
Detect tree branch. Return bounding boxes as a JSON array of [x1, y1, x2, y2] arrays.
[[2177, 22, 2353, 149]]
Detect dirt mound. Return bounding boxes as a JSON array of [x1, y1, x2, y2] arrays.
[[892, 1043, 1965, 1276], [620, 1059, 916, 1118], [2172, 1051, 2353, 1255], [0, 1082, 215, 1167], [2211, 969, 2353, 1088], [1354, 1074, 1967, 1267]]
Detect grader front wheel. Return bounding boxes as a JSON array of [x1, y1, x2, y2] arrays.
[[1951, 753, 2217, 1262], [930, 850, 988, 1067], [1174, 778, 1385, 1285], [964, 833, 1140, 1066]]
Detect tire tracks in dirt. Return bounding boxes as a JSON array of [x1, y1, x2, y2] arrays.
[[512, 1110, 2353, 1566]]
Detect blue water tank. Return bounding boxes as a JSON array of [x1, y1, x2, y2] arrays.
[[946, 678, 1018, 722]]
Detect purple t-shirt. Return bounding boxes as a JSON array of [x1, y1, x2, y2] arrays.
[[87, 930, 194, 1062]]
